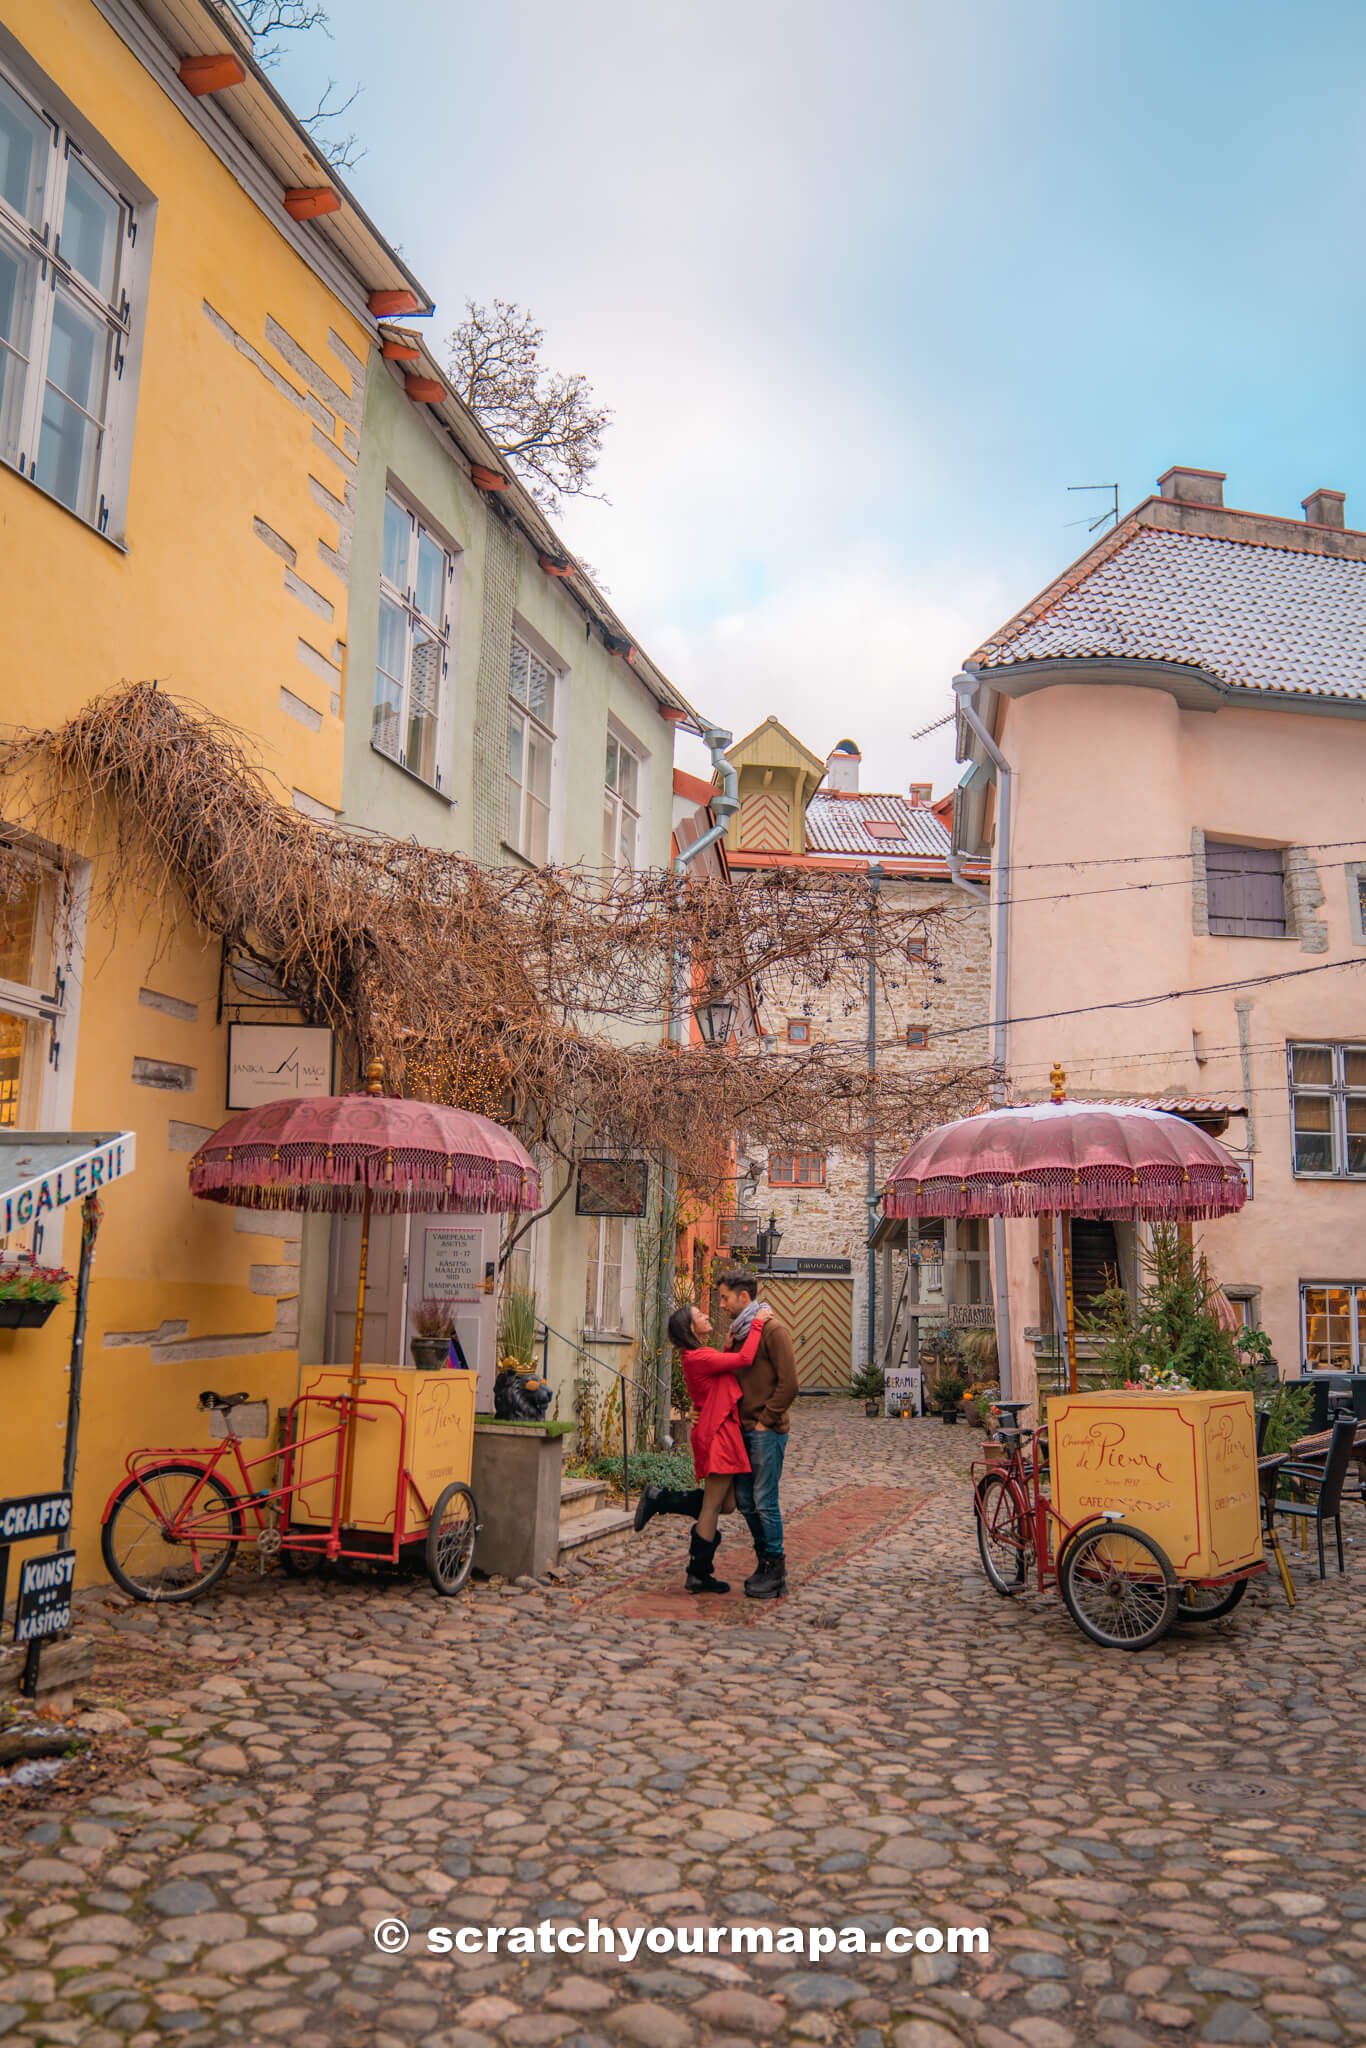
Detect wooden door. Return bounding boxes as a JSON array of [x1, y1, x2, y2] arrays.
[[761, 1276, 855, 1391], [326, 1213, 407, 1367]]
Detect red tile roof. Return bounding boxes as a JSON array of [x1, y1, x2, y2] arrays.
[[805, 792, 951, 862]]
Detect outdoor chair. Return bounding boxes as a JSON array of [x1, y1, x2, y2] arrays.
[[1269, 1417, 1358, 1581]]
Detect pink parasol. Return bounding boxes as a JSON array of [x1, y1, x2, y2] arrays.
[[884, 1070, 1247, 1393], [189, 1062, 540, 1516], [190, 1093, 540, 1216]]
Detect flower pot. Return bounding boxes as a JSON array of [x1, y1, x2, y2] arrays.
[[410, 1337, 449, 1371], [0, 1298, 58, 1328], [940, 1408, 960, 1425], [864, 1399, 880, 1417]]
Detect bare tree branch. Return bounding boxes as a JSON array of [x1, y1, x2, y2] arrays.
[[447, 300, 611, 516], [236, 3, 364, 168]]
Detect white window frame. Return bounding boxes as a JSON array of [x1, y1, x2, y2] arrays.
[[1300, 1281, 1366, 1374], [584, 1213, 631, 1338], [603, 725, 644, 872], [372, 486, 457, 789], [505, 628, 559, 863], [1287, 1041, 1366, 1181], [1348, 862, 1366, 947], [0, 835, 86, 1256], [0, 51, 148, 537]]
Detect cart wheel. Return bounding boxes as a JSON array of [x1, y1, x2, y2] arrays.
[[1059, 1519, 1179, 1650], [426, 1483, 477, 1595], [1175, 1577, 1249, 1625], [101, 1462, 243, 1603], [280, 1546, 326, 1579], [974, 1472, 1028, 1596]]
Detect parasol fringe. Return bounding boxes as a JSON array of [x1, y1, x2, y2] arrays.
[[884, 1165, 1246, 1224]]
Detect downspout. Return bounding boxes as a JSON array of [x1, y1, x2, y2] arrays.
[[952, 672, 1015, 1401], [656, 723, 739, 1442]]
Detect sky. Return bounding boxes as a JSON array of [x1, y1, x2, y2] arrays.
[[269, 0, 1366, 797]]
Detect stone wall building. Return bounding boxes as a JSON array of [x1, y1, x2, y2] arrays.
[[720, 721, 993, 1391]]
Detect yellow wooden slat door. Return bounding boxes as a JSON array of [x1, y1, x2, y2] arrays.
[[762, 1277, 854, 1391]]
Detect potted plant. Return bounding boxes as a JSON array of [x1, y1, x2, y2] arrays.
[[497, 1288, 539, 1376], [929, 1370, 968, 1424], [851, 1361, 886, 1417], [0, 1265, 72, 1329], [410, 1298, 456, 1370]]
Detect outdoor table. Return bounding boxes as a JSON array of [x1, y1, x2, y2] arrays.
[[1282, 1420, 1366, 1476]]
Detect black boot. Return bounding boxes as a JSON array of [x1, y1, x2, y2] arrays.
[[744, 1552, 786, 1601], [634, 1485, 703, 1532], [685, 1527, 730, 1594]]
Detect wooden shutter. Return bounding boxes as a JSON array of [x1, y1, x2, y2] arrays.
[[1206, 841, 1286, 936]]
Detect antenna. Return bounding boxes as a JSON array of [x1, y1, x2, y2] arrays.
[[1066, 482, 1119, 533]]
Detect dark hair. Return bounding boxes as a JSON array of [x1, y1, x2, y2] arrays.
[[667, 1305, 698, 1349], [718, 1271, 758, 1299]]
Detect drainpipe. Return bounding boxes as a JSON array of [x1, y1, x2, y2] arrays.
[[952, 673, 1015, 1401], [656, 724, 740, 1442], [865, 861, 883, 1365]]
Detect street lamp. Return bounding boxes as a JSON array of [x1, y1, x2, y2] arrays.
[[694, 986, 736, 1047], [758, 1211, 784, 1267]]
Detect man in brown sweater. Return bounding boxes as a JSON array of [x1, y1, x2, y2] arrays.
[[718, 1271, 797, 1599]]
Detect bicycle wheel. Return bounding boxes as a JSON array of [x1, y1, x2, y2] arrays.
[[1175, 1577, 1249, 1625], [1060, 1520, 1179, 1650], [101, 1462, 243, 1602], [975, 1472, 1028, 1596], [426, 1482, 477, 1595]]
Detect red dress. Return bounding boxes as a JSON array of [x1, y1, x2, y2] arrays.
[[683, 1319, 765, 1480]]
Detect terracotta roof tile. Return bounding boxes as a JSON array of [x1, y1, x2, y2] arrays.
[[805, 793, 951, 861]]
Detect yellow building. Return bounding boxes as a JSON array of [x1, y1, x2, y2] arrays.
[[0, 0, 431, 1580]]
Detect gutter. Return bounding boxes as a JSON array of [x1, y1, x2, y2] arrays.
[[952, 671, 1016, 1400]]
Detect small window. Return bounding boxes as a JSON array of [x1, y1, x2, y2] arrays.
[[1301, 1282, 1366, 1371], [373, 491, 455, 786], [505, 632, 557, 862], [1205, 841, 1286, 937], [769, 1151, 825, 1188], [0, 851, 64, 1131], [905, 1026, 928, 1049], [908, 939, 927, 961], [786, 1019, 810, 1044], [603, 730, 643, 870], [863, 819, 905, 841], [0, 65, 144, 534], [1288, 1042, 1366, 1179], [585, 1214, 626, 1334]]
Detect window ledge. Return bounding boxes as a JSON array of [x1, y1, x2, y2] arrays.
[[369, 742, 455, 806], [2, 458, 127, 554], [499, 839, 538, 871], [582, 1330, 632, 1347], [1205, 930, 1298, 942]]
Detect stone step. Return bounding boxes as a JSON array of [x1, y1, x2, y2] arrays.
[[560, 1476, 610, 1524], [557, 1506, 636, 1561]]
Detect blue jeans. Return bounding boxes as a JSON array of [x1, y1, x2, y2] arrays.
[[734, 1429, 787, 1558]]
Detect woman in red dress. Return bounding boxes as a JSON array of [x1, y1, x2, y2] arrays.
[[661, 1301, 770, 1594]]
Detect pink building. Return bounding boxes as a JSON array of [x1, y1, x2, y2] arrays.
[[953, 466, 1366, 1412]]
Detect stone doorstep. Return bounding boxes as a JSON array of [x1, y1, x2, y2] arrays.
[[560, 1476, 610, 1525], [556, 1505, 636, 1561]]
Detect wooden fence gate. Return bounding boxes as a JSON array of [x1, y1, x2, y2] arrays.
[[761, 1275, 855, 1392]]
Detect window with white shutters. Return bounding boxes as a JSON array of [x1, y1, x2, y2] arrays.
[[373, 491, 455, 786], [505, 633, 557, 862], [1205, 842, 1287, 937], [0, 64, 143, 534]]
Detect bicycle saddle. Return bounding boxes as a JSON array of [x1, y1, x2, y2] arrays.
[[198, 1388, 251, 1410]]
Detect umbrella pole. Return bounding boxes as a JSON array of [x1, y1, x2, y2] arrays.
[[1060, 1210, 1078, 1395], [340, 1182, 372, 1526]]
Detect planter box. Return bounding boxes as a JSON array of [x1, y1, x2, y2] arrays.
[[0, 1299, 59, 1328], [471, 1419, 575, 1581]]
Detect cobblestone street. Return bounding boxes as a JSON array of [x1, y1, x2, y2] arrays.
[[2, 1404, 1364, 2048]]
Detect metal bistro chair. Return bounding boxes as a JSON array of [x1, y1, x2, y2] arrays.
[[1269, 1417, 1358, 1581]]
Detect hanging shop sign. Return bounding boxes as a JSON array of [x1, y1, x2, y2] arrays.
[[227, 1024, 334, 1110], [0, 1135, 134, 1240], [576, 1157, 648, 1217], [948, 1304, 996, 1328], [13, 1548, 76, 1644]]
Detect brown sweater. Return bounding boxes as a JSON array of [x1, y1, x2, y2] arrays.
[[730, 1317, 798, 1433]]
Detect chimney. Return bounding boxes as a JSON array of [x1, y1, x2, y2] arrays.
[[1302, 487, 1346, 530], [826, 740, 860, 794], [1157, 466, 1225, 509], [908, 782, 933, 806]]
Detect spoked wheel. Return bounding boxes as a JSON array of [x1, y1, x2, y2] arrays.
[[1060, 1519, 1179, 1649], [426, 1482, 477, 1595], [1175, 1577, 1249, 1625], [280, 1543, 327, 1579], [974, 1472, 1029, 1596], [101, 1462, 243, 1602]]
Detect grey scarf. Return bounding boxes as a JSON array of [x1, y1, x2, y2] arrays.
[[728, 1298, 768, 1346]]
